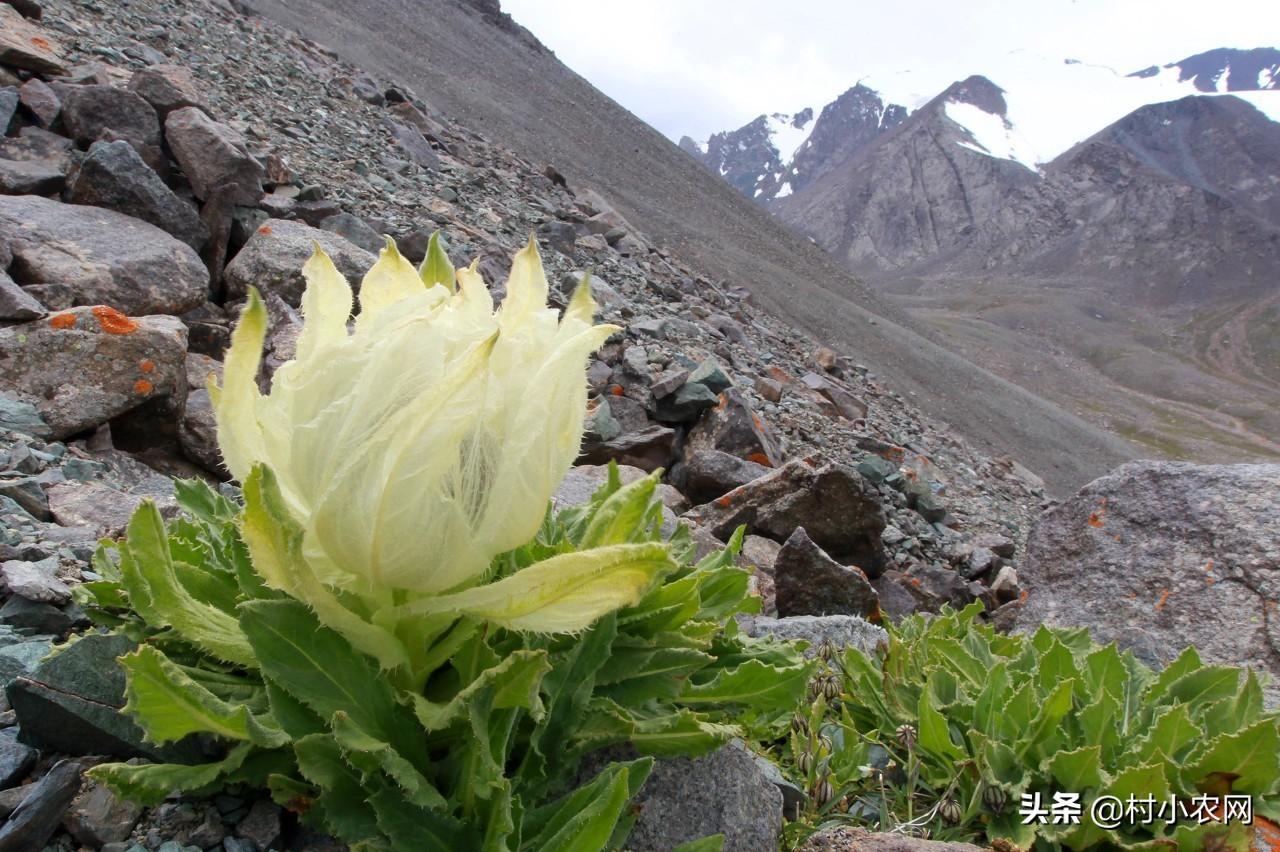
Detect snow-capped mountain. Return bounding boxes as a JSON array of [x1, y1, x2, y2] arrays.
[[677, 110, 815, 201], [682, 47, 1280, 206]]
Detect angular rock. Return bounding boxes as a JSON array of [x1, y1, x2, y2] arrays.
[[686, 457, 887, 575], [45, 481, 147, 539], [178, 389, 221, 474], [52, 83, 160, 161], [680, 448, 769, 504], [0, 557, 70, 604], [686, 388, 782, 467], [578, 424, 677, 474], [0, 306, 186, 440], [0, 758, 83, 852], [537, 220, 577, 256], [774, 527, 879, 619], [164, 106, 264, 205], [127, 64, 204, 118], [799, 372, 866, 421], [620, 740, 781, 852], [0, 87, 13, 133], [223, 218, 375, 305], [235, 800, 282, 851], [0, 596, 83, 635], [1011, 461, 1280, 706], [0, 729, 35, 788], [0, 196, 208, 315], [755, 376, 783, 402], [319, 211, 384, 254], [0, 132, 68, 195], [689, 359, 732, 394], [7, 632, 204, 761], [387, 120, 439, 169], [62, 777, 141, 847], [740, 534, 781, 575], [17, 78, 57, 128], [68, 140, 208, 250], [649, 368, 689, 400], [582, 397, 622, 444], [651, 380, 718, 423], [738, 613, 887, 659], [0, 271, 42, 320], [0, 5, 67, 75], [0, 394, 47, 438]]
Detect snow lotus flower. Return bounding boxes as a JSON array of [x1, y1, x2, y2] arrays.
[[210, 234, 671, 671]]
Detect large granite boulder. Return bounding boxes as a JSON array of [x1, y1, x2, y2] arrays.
[[0, 195, 208, 315], [223, 218, 374, 305], [1011, 461, 1280, 706], [0, 306, 187, 440]]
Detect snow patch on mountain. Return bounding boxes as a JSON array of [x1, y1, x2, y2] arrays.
[[765, 112, 813, 163], [944, 100, 1039, 170]]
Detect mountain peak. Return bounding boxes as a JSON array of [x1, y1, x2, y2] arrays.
[[940, 75, 1008, 116]]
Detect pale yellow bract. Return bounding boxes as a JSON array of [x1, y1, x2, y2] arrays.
[[207, 235, 665, 649]]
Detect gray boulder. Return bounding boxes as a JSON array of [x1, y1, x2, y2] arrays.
[[685, 457, 887, 575], [0, 5, 68, 75], [1011, 461, 1280, 706], [127, 64, 205, 119], [620, 740, 781, 852], [7, 632, 205, 762], [0, 129, 72, 195], [774, 527, 879, 619], [0, 306, 187, 440], [52, 83, 161, 166], [679, 448, 770, 504], [0, 195, 208, 315], [223, 218, 375, 305], [68, 140, 208, 250], [164, 106, 264, 205]]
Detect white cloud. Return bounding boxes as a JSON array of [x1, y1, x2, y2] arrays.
[[502, 0, 1280, 140]]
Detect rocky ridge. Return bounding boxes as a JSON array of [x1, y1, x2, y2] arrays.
[[0, 0, 1049, 846]]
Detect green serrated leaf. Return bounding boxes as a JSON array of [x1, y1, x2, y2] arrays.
[[239, 599, 422, 765], [88, 742, 255, 806], [678, 658, 810, 711], [119, 645, 286, 747], [116, 502, 255, 666], [293, 734, 382, 844], [410, 649, 551, 732], [1182, 718, 1280, 795], [523, 758, 653, 852], [329, 711, 447, 810]]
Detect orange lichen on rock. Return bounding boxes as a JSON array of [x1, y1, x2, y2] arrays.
[[258, 224, 273, 235], [133, 379, 154, 395], [139, 359, 156, 373], [609, 384, 624, 397], [1154, 588, 1170, 612], [49, 313, 77, 330], [92, 306, 138, 335], [30, 37, 51, 51], [746, 452, 772, 467]]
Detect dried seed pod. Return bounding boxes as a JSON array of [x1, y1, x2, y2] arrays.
[[796, 748, 814, 775], [818, 734, 833, 756], [790, 714, 808, 735], [982, 783, 1007, 814], [807, 677, 824, 702], [938, 796, 963, 825], [821, 674, 841, 701], [812, 776, 835, 804], [816, 637, 837, 662], [895, 723, 918, 751]]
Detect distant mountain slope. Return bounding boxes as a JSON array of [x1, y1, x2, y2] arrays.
[[1131, 47, 1280, 92], [243, 0, 1140, 493]]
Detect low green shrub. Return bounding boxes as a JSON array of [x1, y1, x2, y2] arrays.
[[771, 603, 1279, 850]]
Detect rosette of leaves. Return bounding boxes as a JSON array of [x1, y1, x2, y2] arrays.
[[76, 466, 809, 850], [68, 233, 809, 850], [814, 602, 1280, 850]]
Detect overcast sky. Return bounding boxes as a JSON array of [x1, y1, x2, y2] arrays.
[[502, 0, 1280, 141]]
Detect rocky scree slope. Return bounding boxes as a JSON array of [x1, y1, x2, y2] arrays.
[[0, 0, 1056, 847], [237, 0, 1142, 495]]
